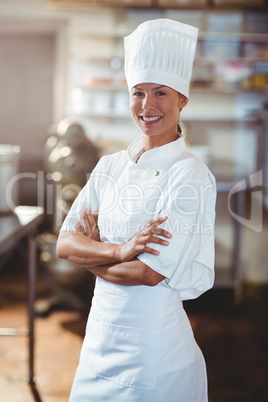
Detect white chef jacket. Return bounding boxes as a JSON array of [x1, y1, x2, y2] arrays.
[[61, 135, 217, 401]]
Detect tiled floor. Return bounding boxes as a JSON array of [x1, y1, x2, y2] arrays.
[[0, 256, 267, 402]]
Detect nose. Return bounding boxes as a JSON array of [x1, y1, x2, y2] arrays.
[[142, 93, 155, 110]]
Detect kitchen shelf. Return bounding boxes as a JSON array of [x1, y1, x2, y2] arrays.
[[66, 29, 268, 65], [78, 83, 128, 91], [195, 57, 268, 66], [158, 0, 207, 8], [212, 0, 264, 8], [191, 86, 268, 94], [47, 0, 268, 10], [181, 112, 259, 122], [198, 31, 268, 41], [65, 28, 130, 39], [66, 29, 268, 41], [105, 0, 152, 7], [67, 54, 124, 63]]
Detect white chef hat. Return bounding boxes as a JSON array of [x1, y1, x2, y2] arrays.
[[124, 18, 198, 98]]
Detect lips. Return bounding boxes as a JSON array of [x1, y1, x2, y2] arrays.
[[140, 116, 162, 122]]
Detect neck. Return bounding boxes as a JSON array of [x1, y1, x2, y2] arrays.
[[143, 133, 179, 151], [135, 148, 145, 163]]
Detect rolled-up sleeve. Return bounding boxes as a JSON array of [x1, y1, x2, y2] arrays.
[[137, 162, 216, 300]]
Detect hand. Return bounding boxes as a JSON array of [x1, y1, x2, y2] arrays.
[[118, 216, 172, 262], [76, 207, 100, 242]]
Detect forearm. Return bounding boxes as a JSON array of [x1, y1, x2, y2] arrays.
[[87, 259, 165, 287], [56, 215, 169, 286], [56, 230, 120, 268]]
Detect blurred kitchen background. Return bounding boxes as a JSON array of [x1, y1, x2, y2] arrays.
[[0, 1, 267, 401]]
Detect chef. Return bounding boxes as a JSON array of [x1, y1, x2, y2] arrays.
[[57, 18, 217, 402]]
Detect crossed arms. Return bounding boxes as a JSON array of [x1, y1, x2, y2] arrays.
[[56, 208, 171, 286]]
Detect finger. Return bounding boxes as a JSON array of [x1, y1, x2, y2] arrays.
[[143, 245, 160, 256], [85, 207, 97, 230], [143, 234, 169, 247], [143, 224, 171, 239], [92, 211, 99, 225], [145, 215, 168, 229], [151, 227, 172, 239], [76, 221, 83, 233], [81, 211, 91, 236]]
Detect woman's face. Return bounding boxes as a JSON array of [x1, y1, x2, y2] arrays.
[[129, 83, 188, 148]]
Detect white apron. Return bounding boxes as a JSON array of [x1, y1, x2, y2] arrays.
[[69, 277, 208, 402]]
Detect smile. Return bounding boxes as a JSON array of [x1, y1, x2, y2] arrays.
[[141, 116, 162, 122]]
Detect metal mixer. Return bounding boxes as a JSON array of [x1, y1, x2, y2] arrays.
[[36, 118, 99, 315]]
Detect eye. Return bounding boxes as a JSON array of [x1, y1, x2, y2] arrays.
[[156, 91, 166, 96], [132, 91, 144, 97]]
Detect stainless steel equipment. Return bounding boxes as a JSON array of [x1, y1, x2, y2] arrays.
[[36, 119, 98, 315], [0, 144, 20, 213]]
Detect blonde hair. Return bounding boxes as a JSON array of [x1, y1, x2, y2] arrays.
[[178, 119, 189, 148]]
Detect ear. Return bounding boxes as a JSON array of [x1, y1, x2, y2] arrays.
[[178, 94, 188, 110]]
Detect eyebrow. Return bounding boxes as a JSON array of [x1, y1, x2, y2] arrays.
[[132, 85, 166, 90]]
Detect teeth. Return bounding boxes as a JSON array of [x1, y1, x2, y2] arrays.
[[142, 116, 161, 122]]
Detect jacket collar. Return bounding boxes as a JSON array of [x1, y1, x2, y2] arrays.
[[127, 135, 186, 165]]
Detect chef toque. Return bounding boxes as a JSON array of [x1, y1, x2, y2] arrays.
[[124, 18, 198, 98]]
